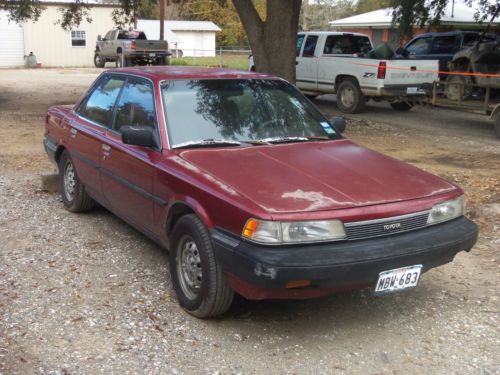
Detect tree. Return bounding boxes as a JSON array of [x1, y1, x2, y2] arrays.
[[300, 0, 357, 31], [356, 0, 391, 13], [232, 0, 302, 83]]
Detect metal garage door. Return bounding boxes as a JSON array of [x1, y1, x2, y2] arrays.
[[0, 11, 24, 67]]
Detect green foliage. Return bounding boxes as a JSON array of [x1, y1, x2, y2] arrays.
[[356, 0, 391, 13], [0, 0, 45, 24], [300, 0, 357, 30], [56, 1, 92, 30], [390, 0, 500, 40]]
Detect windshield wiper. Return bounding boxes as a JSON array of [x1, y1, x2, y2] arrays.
[[256, 136, 330, 144], [172, 139, 242, 149]]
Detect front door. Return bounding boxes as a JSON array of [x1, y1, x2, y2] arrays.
[[100, 76, 161, 235], [296, 34, 319, 91]]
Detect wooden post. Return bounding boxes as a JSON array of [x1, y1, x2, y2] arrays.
[[484, 87, 491, 113]]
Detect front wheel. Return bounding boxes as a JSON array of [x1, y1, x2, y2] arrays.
[[170, 214, 234, 318], [336, 79, 365, 113], [390, 101, 413, 111], [94, 53, 105, 68], [59, 151, 95, 212]]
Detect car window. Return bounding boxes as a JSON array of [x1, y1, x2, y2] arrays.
[[77, 76, 125, 127], [406, 37, 432, 55], [104, 31, 112, 40], [463, 33, 496, 47], [430, 35, 461, 54], [302, 35, 318, 58], [161, 79, 340, 147], [323, 35, 372, 54], [114, 78, 157, 132], [296, 34, 305, 56], [118, 30, 147, 40]]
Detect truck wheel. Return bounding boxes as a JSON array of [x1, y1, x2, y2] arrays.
[[170, 214, 234, 318], [390, 102, 413, 111], [336, 79, 365, 114], [94, 53, 105, 68], [445, 75, 473, 101], [494, 114, 500, 139], [59, 151, 95, 212]]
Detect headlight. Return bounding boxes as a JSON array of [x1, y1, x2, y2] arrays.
[[242, 218, 346, 244], [427, 195, 465, 225]]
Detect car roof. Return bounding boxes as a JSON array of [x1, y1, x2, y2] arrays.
[[105, 66, 275, 81], [411, 30, 480, 39]]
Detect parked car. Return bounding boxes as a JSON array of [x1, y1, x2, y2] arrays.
[[94, 29, 171, 68], [402, 31, 498, 77], [249, 31, 439, 113], [44, 67, 478, 318]]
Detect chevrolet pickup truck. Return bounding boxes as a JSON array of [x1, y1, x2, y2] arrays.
[[44, 67, 477, 318], [94, 29, 171, 68], [249, 31, 440, 113]]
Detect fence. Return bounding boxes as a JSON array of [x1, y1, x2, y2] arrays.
[[169, 48, 251, 71]]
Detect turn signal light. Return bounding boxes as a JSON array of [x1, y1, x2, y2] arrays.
[[131, 41, 137, 50], [243, 218, 259, 238]]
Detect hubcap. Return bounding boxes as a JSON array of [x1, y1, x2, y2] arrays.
[[63, 161, 76, 202], [176, 235, 202, 300], [340, 87, 355, 108]]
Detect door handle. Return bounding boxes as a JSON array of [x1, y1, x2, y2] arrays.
[[70, 128, 77, 138], [296, 61, 299, 65], [102, 144, 111, 152]]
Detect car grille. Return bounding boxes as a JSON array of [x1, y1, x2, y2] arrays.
[[344, 211, 429, 241]]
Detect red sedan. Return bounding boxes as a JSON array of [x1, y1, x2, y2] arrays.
[[44, 67, 478, 318]]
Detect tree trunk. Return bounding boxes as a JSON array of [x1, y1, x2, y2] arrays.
[[232, 0, 302, 83]]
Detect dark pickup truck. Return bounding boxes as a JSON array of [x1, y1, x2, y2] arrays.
[[94, 29, 171, 68], [44, 67, 478, 318]]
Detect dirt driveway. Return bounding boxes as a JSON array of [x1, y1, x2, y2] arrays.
[[0, 69, 498, 375]]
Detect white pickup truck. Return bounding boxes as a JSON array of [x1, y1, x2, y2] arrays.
[[249, 31, 439, 113]]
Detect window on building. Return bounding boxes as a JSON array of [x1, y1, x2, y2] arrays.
[[71, 30, 86, 47]]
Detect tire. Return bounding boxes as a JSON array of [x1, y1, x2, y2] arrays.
[[445, 75, 473, 101], [494, 114, 500, 139], [170, 214, 234, 318], [305, 94, 318, 100], [94, 53, 105, 68], [336, 79, 365, 113], [59, 151, 95, 213], [390, 102, 413, 111]]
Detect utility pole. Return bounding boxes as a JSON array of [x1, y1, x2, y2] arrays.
[[160, 0, 165, 40]]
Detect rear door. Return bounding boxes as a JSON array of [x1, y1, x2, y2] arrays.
[[100, 76, 162, 235], [72, 75, 126, 198], [296, 34, 319, 91], [428, 34, 461, 72]]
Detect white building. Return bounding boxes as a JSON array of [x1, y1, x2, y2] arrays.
[[0, 3, 119, 67], [137, 20, 221, 57]]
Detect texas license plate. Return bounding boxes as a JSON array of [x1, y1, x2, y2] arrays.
[[375, 265, 422, 294], [406, 87, 418, 94], [149, 53, 156, 57]]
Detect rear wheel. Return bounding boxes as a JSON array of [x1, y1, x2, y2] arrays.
[[445, 75, 473, 101], [116, 52, 130, 68], [170, 214, 234, 318], [336, 79, 365, 113], [59, 151, 95, 212], [94, 53, 105, 68], [390, 101, 413, 111]]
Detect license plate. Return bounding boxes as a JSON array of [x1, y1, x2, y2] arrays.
[[149, 53, 156, 57], [406, 87, 418, 94], [375, 265, 422, 294]]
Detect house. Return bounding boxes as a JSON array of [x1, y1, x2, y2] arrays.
[[329, 3, 500, 48], [137, 20, 221, 57], [0, 2, 120, 67]]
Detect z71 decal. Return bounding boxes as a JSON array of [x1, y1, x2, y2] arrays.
[[363, 72, 376, 78]]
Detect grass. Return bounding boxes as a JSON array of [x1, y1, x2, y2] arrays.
[[170, 54, 249, 71]]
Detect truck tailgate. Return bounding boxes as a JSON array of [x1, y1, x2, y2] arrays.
[[135, 40, 168, 51], [384, 60, 439, 85]]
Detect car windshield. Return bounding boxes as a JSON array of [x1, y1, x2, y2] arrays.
[[161, 79, 341, 148]]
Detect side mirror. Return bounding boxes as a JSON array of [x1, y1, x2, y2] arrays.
[[329, 116, 346, 134], [395, 47, 409, 58], [97, 35, 102, 41], [121, 126, 156, 148]]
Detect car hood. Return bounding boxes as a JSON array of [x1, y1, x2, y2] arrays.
[[176, 140, 456, 213]]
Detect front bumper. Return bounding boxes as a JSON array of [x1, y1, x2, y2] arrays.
[[211, 217, 477, 299]]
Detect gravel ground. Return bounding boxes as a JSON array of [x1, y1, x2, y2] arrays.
[[0, 69, 499, 375]]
